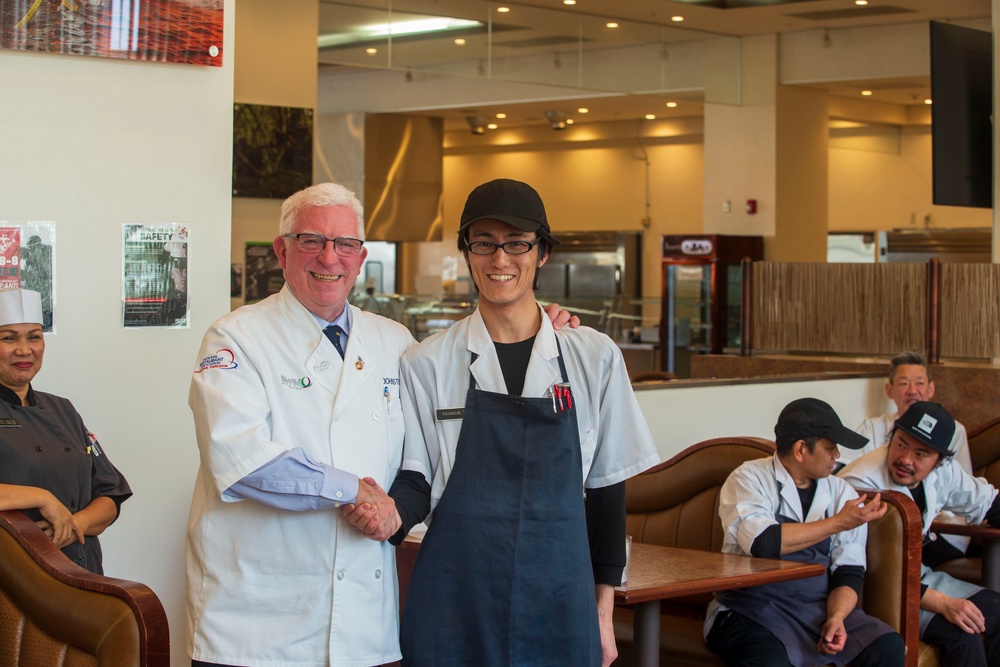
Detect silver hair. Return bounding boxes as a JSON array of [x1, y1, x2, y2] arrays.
[[278, 183, 365, 239]]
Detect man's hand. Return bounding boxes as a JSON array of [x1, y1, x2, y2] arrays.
[[942, 596, 987, 634], [340, 477, 401, 541], [817, 617, 848, 655], [543, 302, 580, 331], [36, 494, 83, 548], [834, 492, 888, 531]]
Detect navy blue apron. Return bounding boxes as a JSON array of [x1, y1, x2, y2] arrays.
[[716, 506, 893, 667], [400, 344, 601, 667]]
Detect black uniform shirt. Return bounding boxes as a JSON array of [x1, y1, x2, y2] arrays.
[[0, 384, 132, 574]]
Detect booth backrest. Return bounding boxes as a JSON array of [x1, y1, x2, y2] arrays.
[[625, 437, 776, 552], [0, 510, 169, 667], [968, 416, 1000, 485]]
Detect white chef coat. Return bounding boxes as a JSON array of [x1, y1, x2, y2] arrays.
[[398, 303, 659, 521], [704, 455, 869, 637], [842, 411, 972, 473], [839, 445, 995, 631], [187, 286, 415, 667]]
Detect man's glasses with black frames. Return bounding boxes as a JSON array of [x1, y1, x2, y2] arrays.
[[283, 234, 364, 257], [464, 239, 540, 255]]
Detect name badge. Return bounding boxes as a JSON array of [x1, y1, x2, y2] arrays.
[[435, 408, 465, 421], [0, 418, 19, 427]]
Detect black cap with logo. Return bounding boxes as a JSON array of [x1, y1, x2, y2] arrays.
[[894, 401, 956, 456], [774, 397, 869, 450], [458, 179, 559, 247]]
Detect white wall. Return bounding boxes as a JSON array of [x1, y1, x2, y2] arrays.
[[635, 375, 889, 462], [0, 5, 235, 665]]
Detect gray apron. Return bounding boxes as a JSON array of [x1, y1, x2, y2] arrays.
[[716, 511, 894, 666]]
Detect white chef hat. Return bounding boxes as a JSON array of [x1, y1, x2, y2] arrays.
[[0, 289, 43, 327]]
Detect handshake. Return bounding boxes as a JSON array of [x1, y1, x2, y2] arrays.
[[339, 477, 401, 541]]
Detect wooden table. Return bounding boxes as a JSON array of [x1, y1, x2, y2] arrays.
[[615, 543, 826, 667], [931, 519, 1000, 591]]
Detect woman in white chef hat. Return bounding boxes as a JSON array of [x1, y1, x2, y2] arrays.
[[0, 288, 132, 574]]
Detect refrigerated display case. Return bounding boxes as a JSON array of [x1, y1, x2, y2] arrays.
[[660, 235, 763, 377]]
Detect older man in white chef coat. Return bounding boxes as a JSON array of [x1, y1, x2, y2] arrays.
[[186, 182, 575, 667]]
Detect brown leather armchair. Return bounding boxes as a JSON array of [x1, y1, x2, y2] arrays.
[[613, 439, 932, 667], [0, 510, 169, 666]]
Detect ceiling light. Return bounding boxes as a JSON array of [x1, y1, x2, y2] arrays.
[[924, 99, 933, 105], [671, 16, 684, 22], [855, 0, 868, 5], [365, 47, 378, 55], [544, 110, 569, 130], [665, 101, 678, 108], [497, 6, 510, 12], [466, 115, 487, 135], [496, 113, 507, 119], [454, 38, 466, 45], [577, 107, 589, 114], [318, 16, 482, 48], [566, 119, 574, 125], [563, 0, 576, 5], [606, 22, 619, 29], [645, 114, 656, 120], [487, 123, 498, 130], [861, 90, 873, 96]]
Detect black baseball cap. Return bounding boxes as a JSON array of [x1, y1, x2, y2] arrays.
[[774, 398, 869, 450], [894, 401, 956, 456], [458, 179, 559, 246]]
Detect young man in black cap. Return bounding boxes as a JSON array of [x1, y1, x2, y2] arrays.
[[371, 178, 659, 666], [840, 401, 1000, 667], [705, 397, 904, 667]]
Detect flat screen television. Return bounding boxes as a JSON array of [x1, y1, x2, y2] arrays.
[[930, 21, 993, 209]]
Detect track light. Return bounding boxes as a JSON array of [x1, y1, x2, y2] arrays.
[[466, 115, 487, 135], [544, 110, 568, 131]]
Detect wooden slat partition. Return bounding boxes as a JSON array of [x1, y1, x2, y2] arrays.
[[751, 262, 925, 355], [940, 263, 1000, 358]]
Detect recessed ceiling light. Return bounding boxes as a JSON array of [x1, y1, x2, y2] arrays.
[[924, 99, 933, 105], [855, 0, 868, 5], [577, 107, 589, 114], [496, 113, 507, 119], [645, 114, 656, 120], [665, 101, 678, 108], [563, 0, 576, 5], [454, 38, 466, 45], [606, 22, 619, 29], [497, 6, 510, 12], [566, 119, 574, 125], [671, 16, 684, 22], [365, 47, 378, 55], [487, 123, 498, 129], [861, 90, 873, 96]]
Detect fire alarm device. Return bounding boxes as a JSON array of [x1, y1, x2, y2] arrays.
[[746, 199, 757, 214]]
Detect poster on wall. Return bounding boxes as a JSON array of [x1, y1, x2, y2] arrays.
[[244, 242, 283, 304], [122, 223, 189, 328], [0, 222, 55, 332], [232, 104, 313, 199], [0, 0, 223, 66]]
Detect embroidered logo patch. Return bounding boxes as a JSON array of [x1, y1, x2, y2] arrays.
[[195, 348, 238, 373], [281, 375, 313, 390]]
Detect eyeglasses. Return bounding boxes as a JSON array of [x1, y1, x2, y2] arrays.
[[465, 239, 539, 255], [283, 234, 364, 257]]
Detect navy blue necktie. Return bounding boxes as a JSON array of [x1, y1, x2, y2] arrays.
[[324, 325, 346, 359]]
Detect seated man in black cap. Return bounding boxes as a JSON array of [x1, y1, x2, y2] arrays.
[[840, 401, 1000, 667], [705, 397, 904, 667]]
